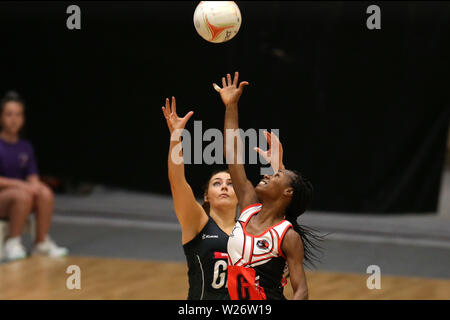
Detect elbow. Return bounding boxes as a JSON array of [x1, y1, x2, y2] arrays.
[[293, 288, 308, 300], [301, 289, 309, 300]]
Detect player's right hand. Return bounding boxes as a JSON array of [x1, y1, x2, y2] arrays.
[[213, 71, 249, 107]]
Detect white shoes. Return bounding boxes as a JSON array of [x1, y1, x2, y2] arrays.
[[1, 235, 68, 262], [3, 236, 27, 261], [32, 236, 69, 258]]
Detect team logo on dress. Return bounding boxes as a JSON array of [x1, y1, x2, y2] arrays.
[[19, 153, 29, 168], [202, 234, 218, 240], [256, 239, 269, 250]]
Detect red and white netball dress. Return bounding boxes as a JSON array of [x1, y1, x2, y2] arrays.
[[227, 203, 292, 300]]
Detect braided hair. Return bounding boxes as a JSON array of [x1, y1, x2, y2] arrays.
[[284, 170, 325, 269]]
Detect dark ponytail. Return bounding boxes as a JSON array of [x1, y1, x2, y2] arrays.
[[285, 170, 326, 269]]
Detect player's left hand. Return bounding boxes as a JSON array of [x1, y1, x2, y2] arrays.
[[254, 131, 285, 173]]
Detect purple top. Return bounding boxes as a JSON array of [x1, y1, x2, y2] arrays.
[[0, 138, 39, 180]]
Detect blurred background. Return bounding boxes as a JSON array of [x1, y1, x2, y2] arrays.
[[1, 1, 450, 299]]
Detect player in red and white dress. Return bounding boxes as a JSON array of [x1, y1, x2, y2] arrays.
[[213, 72, 319, 300], [227, 203, 293, 299]]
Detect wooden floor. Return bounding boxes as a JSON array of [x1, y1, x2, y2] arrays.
[[0, 256, 449, 299]]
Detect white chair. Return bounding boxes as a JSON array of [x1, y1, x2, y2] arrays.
[[0, 215, 36, 261]]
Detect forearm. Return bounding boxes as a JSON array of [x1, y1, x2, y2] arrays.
[[224, 104, 248, 181], [291, 273, 309, 300], [292, 286, 308, 300], [225, 103, 249, 169], [166, 131, 207, 236], [224, 103, 239, 129], [0, 176, 25, 189], [223, 103, 259, 207], [168, 133, 188, 186], [224, 103, 240, 158]]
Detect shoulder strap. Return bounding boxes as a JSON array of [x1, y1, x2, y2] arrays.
[[273, 220, 293, 259], [273, 221, 293, 241], [238, 203, 262, 222]]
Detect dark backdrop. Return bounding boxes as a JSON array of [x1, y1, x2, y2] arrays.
[[1, 1, 449, 213]]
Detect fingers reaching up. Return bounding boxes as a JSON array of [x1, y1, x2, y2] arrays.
[[213, 71, 248, 91], [227, 73, 232, 86], [161, 96, 194, 133], [254, 131, 285, 172], [213, 71, 249, 106], [232, 71, 239, 87]]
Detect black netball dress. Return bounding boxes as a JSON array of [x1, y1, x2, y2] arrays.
[[183, 216, 230, 300]]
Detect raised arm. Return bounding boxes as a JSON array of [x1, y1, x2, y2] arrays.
[[162, 97, 208, 244], [213, 72, 258, 210]]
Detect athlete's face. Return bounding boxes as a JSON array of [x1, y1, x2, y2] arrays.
[[205, 172, 238, 210], [0, 102, 24, 135], [255, 170, 295, 201]]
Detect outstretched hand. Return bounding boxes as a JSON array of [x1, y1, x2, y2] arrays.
[[161, 97, 194, 134], [254, 131, 285, 173], [213, 71, 249, 106]]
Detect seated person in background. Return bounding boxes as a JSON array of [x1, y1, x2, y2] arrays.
[[0, 91, 68, 261]]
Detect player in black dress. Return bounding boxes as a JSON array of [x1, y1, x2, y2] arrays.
[[161, 97, 285, 300], [213, 72, 322, 300]]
